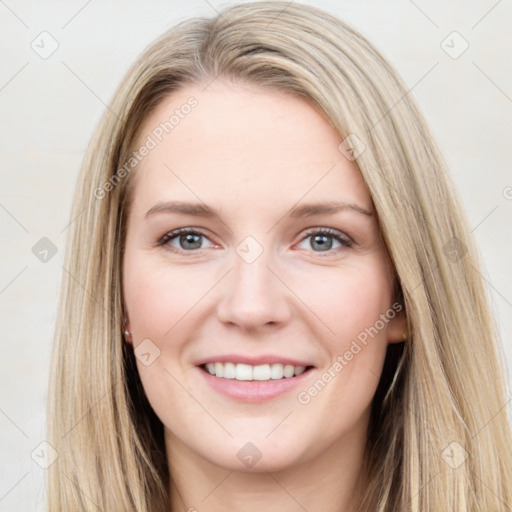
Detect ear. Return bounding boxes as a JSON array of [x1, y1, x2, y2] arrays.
[[123, 312, 133, 345], [386, 304, 408, 344]]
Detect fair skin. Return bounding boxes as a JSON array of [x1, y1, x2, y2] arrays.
[[123, 81, 406, 512]]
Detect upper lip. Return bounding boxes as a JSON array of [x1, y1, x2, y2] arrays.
[[195, 354, 315, 367]]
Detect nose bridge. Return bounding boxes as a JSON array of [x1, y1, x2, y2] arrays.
[[216, 239, 290, 329], [234, 250, 273, 297]]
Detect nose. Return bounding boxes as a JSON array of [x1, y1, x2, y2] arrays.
[[216, 248, 292, 331]]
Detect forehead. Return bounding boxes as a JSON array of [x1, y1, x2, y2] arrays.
[[128, 81, 372, 214]]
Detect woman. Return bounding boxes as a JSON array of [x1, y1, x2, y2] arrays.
[[47, 2, 512, 510]]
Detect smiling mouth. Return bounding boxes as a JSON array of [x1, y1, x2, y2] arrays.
[[199, 362, 315, 381]]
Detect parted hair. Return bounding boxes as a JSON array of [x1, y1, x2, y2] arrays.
[[47, 2, 512, 510]]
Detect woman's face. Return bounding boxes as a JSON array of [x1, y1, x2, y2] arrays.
[[123, 81, 406, 473]]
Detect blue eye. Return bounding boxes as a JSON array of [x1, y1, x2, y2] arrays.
[[159, 229, 214, 251], [297, 228, 352, 253], [158, 227, 352, 254]]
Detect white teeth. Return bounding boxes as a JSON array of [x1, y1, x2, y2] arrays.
[[203, 362, 309, 380], [270, 363, 284, 379], [235, 363, 253, 381], [294, 365, 306, 376], [252, 364, 270, 380], [283, 364, 295, 378], [223, 362, 236, 379]]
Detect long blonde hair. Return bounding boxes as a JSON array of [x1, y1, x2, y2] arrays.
[[47, 2, 512, 510]]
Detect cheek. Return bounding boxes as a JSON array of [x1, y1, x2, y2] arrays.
[[124, 255, 207, 338], [291, 260, 394, 403], [290, 260, 394, 344], [123, 256, 206, 423], [292, 265, 394, 436]]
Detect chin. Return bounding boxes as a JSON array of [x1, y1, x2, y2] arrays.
[[214, 450, 303, 474], [197, 436, 309, 474]]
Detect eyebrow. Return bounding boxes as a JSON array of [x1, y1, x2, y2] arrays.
[[145, 200, 373, 219], [289, 201, 373, 217]]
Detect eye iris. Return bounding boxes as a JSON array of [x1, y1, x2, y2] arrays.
[[180, 233, 202, 250], [311, 234, 332, 251], [171, 232, 341, 251]]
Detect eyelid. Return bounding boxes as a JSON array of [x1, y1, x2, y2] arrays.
[[299, 226, 352, 244], [158, 226, 353, 255], [294, 227, 353, 254], [157, 227, 219, 252]]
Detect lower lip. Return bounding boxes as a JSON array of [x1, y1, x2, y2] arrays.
[[197, 366, 315, 403]]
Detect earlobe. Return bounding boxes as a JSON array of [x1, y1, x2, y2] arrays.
[[123, 314, 133, 345], [123, 328, 133, 344], [386, 307, 409, 344]]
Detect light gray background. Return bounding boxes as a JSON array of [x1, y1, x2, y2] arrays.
[[0, 1, 511, 509]]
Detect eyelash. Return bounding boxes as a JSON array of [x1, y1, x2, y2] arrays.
[[156, 227, 353, 255]]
